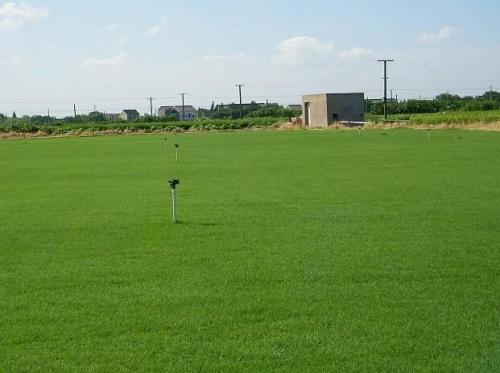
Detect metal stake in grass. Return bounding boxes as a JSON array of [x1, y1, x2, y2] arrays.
[[175, 144, 179, 162], [169, 179, 180, 223]]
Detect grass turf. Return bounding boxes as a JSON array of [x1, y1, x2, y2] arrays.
[[1, 129, 499, 372]]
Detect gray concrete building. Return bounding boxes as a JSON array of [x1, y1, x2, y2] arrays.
[[119, 109, 140, 121], [302, 93, 365, 127]]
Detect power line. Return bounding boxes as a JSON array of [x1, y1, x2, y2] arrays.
[[2, 87, 494, 107], [394, 79, 500, 84], [0, 97, 152, 105], [392, 87, 491, 92], [1, 84, 497, 118]]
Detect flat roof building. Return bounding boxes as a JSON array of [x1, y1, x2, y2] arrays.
[[302, 93, 364, 128]]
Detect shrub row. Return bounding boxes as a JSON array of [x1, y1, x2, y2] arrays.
[[0, 117, 286, 134]]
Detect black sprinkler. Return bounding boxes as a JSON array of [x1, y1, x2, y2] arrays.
[[169, 179, 180, 190]]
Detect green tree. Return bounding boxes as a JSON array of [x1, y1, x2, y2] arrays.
[[88, 111, 105, 122]]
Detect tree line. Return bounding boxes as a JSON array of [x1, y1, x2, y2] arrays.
[[198, 102, 300, 119], [0, 102, 301, 125], [368, 90, 500, 115], [1, 91, 499, 125]]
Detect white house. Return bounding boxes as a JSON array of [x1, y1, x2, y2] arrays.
[[158, 105, 197, 121], [119, 109, 140, 121]]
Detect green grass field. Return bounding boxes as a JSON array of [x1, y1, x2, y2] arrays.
[[1, 130, 499, 372]]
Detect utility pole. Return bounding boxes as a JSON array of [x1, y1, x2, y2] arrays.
[[47, 108, 50, 118], [179, 93, 187, 121], [377, 59, 394, 120], [235, 84, 245, 119], [73, 104, 77, 118], [149, 96, 154, 117], [489, 85, 493, 102]]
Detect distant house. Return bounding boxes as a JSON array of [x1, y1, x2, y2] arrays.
[[104, 113, 119, 120], [119, 110, 140, 121], [158, 105, 197, 121]]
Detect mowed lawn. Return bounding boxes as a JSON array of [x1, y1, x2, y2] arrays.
[[1, 130, 499, 372]]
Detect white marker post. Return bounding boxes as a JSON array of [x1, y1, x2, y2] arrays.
[[175, 144, 179, 162], [169, 179, 180, 223], [427, 129, 431, 141]]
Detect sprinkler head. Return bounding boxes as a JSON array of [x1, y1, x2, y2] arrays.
[[169, 179, 180, 189]]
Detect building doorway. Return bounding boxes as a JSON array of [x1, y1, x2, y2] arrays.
[[304, 102, 311, 126]]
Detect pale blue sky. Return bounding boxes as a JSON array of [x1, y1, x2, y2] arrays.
[[0, 0, 499, 116]]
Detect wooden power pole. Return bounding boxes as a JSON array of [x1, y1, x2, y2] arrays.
[[377, 59, 394, 120], [179, 93, 187, 121], [149, 96, 154, 116], [235, 84, 245, 119]]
